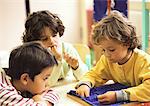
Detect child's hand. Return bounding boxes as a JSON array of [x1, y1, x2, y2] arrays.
[[50, 45, 62, 61], [32, 94, 53, 106], [97, 91, 117, 104], [76, 85, 90, 97], [64, 52, 79, 70], [32, 94, 43, 102]]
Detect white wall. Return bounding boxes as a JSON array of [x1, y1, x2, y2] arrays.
[[0, 0, 144, 52], [128, 11, 142, 39], [0, 0, 82, 51], [30, 0, 81, 44], [0, 0, 25, 51], [128, 1, 144, 42]]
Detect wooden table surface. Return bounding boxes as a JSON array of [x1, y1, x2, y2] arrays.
[[52, 80, 84, 106]]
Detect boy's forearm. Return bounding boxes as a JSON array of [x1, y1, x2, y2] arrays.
[[72, 63, 88, 80]]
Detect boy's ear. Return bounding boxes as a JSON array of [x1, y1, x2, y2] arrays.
[[20, 73, 30, 85]]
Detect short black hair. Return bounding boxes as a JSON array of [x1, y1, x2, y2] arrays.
[[7, 41, 57, 81]]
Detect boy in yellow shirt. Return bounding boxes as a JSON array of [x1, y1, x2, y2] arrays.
[[76, 10, 150, 104]]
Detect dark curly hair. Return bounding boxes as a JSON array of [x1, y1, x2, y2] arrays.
[[22, 10, 65, 42]]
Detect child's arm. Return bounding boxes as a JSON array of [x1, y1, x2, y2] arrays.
[[32, 94, 53, 106], [76, 55, 109, 88], [0, 86, 59, 106], [123, 79, 150, 102], [63, 42, 89, 80], [42, 89, 60, 105], [0, 68, 59, 105], [97, 90, 129, 104]]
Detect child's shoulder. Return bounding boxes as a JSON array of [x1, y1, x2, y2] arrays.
[[0, 67, 11, 85], [134, 48, 150, 61], [134, 48, 149, 56]]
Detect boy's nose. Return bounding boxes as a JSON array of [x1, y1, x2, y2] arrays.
[[48, 37, 55, 46], [104, 52, 110, 57], [49, 36, 54, 42], [45, 82, 50, 88]]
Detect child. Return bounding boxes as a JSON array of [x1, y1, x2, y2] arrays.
[[75, 10, 150, 104], [0, 41, 59, 106], [22, 10, 88, 87]]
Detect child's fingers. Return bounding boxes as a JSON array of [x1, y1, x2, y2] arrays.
[[64, 54, 73, 64], [51, 46, 57, 54], [68, 58, 77, 65], [32, 95, 43, 102], [49, 44, 57, 50], [72, 58, 78, 63], [64, 53, 70, 62], [76, 85, 90, 98], [50, 46, 62, 60], [97, 94, 106, 102], [97, 94, 111, 104], [84, 90, 90, 97], [79, 92, 85, 97], [64, 53, 78, 67], [76, 90, 87, 97]]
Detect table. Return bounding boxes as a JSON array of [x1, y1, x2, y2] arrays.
[[52, 81, 84, 106], [52, 79, 149, 106], [52, 79, 114, 106]]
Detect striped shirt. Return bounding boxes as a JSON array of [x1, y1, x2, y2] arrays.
[[0, 68, 59, 106]]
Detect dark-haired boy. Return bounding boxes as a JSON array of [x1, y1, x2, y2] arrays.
[[0, 41, 59, 106]]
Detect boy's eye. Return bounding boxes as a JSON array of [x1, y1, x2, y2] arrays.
[[43, 77, 48, 81], [102, 49, 105, 53], [52, 34, 57, 37], [42, 38, 48, 41], [41, 37, 48, 41], [109, 49, 115, 52], [102, 49, 105, 52]]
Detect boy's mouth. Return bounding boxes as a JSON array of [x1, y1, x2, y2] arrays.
[[108, 58, 115, 62]]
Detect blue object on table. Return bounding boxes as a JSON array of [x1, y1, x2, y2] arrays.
[[67, 83, 130, 106]]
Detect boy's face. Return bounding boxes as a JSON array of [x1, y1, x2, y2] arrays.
[[99, 38, 129, 64], [27, 66, 52, 95], [41, 27, 60, 49]]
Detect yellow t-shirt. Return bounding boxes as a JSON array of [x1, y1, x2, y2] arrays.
[[80, 48, 150, 102]]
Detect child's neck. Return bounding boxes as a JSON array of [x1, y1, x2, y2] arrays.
[[118, 50, 133, 65], [12, 80, 33, 98], [11, 80, 24, 92]]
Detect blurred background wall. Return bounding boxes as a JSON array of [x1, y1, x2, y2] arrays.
[[0, 0, 150, 66]]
